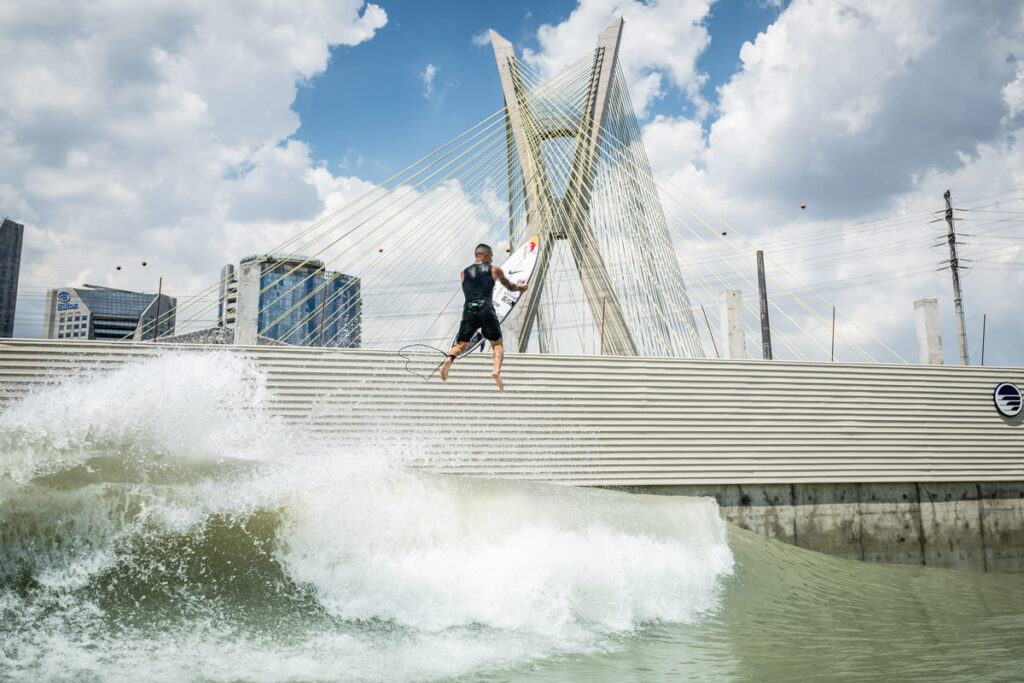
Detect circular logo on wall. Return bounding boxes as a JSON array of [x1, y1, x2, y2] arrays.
[[58, 291, 70, 303], [993, 382, 1023, 417]]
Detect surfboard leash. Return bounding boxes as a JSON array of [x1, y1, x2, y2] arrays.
[[398, 343, 450, 381], [398, 338, 488, 381]]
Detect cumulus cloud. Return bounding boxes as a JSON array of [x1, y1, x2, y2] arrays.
[[471, 30, 492, 47], [1004, 63, 1024, 119], [422, 63, 438, 99], [0, 0, 387, 335], [528, 0, 1023, 363], [643, 115, 707, 180], [663, 0, 1024, 364], [700, 0, 1022, 219], [522, 0, 714, 117]]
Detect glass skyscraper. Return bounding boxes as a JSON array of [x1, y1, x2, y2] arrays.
[[231, 255, 361, 347], [43, 285, 175, 341], [0, 217, 24, 337]]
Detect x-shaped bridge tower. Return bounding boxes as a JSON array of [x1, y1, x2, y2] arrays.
[[490, 19, 703, 357]]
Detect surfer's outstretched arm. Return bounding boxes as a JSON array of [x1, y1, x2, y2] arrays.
[[492, 266, 528, 293]]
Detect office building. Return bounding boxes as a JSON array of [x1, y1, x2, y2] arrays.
[[223, 255, 361, 347], [43, 285, 175, 341], [0, 217, 24, 337]]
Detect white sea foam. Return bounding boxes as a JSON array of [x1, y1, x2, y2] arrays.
[[0, 352, 279, 486], [277, 470, 732, 638], [0, 352, 735, 681]]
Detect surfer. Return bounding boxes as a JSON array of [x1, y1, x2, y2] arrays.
[[440, 243, 527, 390]]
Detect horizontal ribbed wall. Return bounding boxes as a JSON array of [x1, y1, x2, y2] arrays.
[[1, 339, 1022, 485]]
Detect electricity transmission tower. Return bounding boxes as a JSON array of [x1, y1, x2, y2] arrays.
[[943, 189, 969, 365]]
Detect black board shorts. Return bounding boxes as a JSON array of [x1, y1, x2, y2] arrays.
[[457, 300, 502, 343]]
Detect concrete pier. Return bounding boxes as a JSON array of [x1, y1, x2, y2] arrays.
[[234, 260, 261, 346], [914, 298, 943, 365], [719, 289, 746, 359], [639, 482, 1024, 572]]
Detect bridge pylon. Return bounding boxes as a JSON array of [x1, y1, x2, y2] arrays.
[[490, 19, 703, 357]]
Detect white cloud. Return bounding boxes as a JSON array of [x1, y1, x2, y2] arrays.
[[643, 114, 707, 179], [522, 0, 714, 117], [0, 0, 387, 336], [698, 0, 1023, 218], [528, 0, 1023, 363], [471, 30, 491, 47], [422, 63, 438, 99], [1004, 63, 1024, 118], [638, 0, 1024, 364], [338, 148, 366, 171]]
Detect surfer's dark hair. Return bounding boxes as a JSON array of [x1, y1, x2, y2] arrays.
[[475, 243, 493, 257]]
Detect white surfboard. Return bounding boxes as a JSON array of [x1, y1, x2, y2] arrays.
[[451, 236, 540, 359]]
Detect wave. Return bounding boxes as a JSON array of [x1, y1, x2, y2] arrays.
[[0, 353, 735, 681]]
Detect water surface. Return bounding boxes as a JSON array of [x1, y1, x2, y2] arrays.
[[2, 354, 1022, 681]]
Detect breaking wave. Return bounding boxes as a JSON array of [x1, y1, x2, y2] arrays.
[[0, 353, 734, 681]]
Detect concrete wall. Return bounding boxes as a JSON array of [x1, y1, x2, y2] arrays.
[[1, 339, 1022, 572], [5, 340, 1017, 486], [635, 482, 1024, 572]]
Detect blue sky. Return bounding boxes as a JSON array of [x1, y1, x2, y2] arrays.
[[294, 0, 784, 182]]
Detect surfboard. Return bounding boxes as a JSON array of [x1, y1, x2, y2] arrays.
[[450, 236, 540, 359]]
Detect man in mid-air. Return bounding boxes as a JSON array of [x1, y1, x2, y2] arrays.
[[440, 243, 527, 391]]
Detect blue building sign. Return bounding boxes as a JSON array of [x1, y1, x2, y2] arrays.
[[56, 291, 79, 311]]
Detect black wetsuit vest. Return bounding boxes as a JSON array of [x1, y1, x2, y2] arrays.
[[462, 263, 494, 303]]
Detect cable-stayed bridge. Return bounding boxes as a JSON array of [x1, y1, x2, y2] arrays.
[[489, 19, 701, 357], [138, 19, 903, 365]]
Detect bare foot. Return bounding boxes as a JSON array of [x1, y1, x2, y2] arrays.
[[440, 359, 452, 382], [491, 369, 504, 391]]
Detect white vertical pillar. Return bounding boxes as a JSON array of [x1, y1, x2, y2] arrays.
[[234, 261, 261, 346], [914, 298, 943, 365], [43, 290, 56, 338], [719, 289, 746, 359]]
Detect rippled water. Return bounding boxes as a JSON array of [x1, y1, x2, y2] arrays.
[[2, 354, 1022, 681], [491, 526, 1024, 681]]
